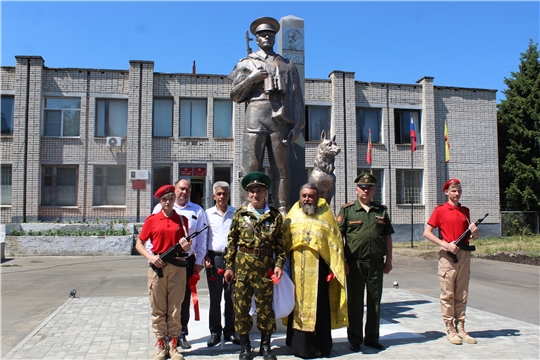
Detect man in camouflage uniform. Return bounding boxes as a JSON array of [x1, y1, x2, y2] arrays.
[[337, 172, 394, 352], [224, 171, 286, 360]]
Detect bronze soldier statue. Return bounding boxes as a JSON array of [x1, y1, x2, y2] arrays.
[[229, 17, 305, 216]]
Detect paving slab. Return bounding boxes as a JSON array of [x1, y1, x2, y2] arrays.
[[4, 289, 539, 359]]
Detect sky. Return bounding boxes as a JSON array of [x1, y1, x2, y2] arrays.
[[1, 1, 539, 103]]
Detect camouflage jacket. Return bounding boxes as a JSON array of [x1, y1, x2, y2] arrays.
[[225, 204, 286, 271]]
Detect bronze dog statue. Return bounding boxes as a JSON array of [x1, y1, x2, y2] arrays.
[[308, 130, 341, 206]]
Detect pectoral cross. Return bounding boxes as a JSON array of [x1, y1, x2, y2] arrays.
[[305, 233, 311, 245]]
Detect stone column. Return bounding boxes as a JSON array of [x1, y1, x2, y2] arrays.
[[127, 60, 154, 222], [278, 15, 306, 210], [12, 56, 44, 222]]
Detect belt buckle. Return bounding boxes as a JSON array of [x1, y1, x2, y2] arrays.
[[253, 248, 261, 256]]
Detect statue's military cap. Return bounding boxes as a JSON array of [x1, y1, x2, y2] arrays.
[[355, 172, 377, 185], [241, 171, 271, 191], [250, 17, 280, 36], [154, 184, 175, 199]]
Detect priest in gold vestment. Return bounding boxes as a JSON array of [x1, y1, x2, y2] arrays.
[[283, 183, 348, 358]]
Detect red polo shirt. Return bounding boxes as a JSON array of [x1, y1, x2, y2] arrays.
[[427, 202, 471, 244], [139, 211, 188, 254]]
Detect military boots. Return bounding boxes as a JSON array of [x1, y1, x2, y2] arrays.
[[153, 337, 168, 360], [455, 319, 477, 344], [259, 333, 277, 360], [239, 334, 252, 360], [445, 321, 462, 345]]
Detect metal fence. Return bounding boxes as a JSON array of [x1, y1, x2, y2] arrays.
[[500, 211, 539, 236]]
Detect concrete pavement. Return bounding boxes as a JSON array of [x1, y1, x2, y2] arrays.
[[2, 255, 539, 359]]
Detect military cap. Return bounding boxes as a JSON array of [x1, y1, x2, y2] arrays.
[[355, 172, 377, 186], [241, 171, 271, 191], [154, 184, 175, 199], [250, 16, 280, 36], [442, 178, 460, 192]]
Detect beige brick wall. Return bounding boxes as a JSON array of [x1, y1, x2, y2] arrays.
[[0, 57, 499, 237]]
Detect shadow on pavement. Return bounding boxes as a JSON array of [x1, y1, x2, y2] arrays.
[[382, 300, 433, 322]]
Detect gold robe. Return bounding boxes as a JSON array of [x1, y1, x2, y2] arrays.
[[284, 198, 348, 332]]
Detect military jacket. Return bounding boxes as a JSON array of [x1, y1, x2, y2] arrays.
[[225, 205, 286, 270], [337, 200, 394, 261]]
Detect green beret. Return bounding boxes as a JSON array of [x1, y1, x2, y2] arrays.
[[241, 171, 271, 191], [250, 17, 280, 36], [355, 172, 377, 185]]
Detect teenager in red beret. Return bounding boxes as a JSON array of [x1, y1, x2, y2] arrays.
[[423, 178, 479, 346], [136, 184, 191, 360]]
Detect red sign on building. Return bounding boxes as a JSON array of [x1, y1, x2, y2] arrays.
[[132, 180, 146, 190], [193, 167, 207, 176], [180, 167, 193, 176]]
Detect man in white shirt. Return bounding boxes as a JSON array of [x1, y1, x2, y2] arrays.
[[204, 181, 241, 347], [152, 179, 208, 349]]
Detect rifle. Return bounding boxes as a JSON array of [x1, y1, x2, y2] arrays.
[[449, 213, 488, 263], [245, 30, 253, 56], [152, 224, 209, 278]]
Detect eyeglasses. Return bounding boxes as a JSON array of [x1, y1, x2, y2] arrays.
[[357, 185, 374, 191]]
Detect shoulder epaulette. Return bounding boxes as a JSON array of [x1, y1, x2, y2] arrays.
[[342, 201, 355, 209]]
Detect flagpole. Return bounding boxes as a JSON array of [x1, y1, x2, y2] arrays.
[[411, 147, 414, 248]]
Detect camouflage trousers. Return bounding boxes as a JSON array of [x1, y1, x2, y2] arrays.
[[233, 252, 276, 335]]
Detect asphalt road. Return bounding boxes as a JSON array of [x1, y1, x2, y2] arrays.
[[1, 254, 538, 358]]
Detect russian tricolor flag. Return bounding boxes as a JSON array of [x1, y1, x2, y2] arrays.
[[410, 117, 417, 152]]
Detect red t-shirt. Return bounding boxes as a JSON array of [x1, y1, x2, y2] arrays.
[[427, 202, 471, 244], [138, 211, 188, 254]]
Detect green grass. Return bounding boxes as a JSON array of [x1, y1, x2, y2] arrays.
[[394, 235, 540, 258]]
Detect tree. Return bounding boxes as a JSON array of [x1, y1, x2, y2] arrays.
[[498, 40, 540, 211]]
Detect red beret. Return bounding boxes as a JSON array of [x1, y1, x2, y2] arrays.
[[443, 178, 460, 192], [154, 184, 175, 199]]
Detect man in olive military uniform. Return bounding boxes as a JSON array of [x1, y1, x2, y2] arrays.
[[337, 172, 394, 352], [224, 171, 286, 360]]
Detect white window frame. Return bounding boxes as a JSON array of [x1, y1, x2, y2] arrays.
[[305, 105, 331, 141], [153, 98, 173, 137], [1, 164, 12, 205], [213, 99, 233, 138], [179, 98, 207, 137], [43, 98, 81, 137]]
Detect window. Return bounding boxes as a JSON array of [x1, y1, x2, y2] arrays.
[[358, 168, 383, 204], [396, 169, 423, 205], [1, 96, 14, 135], [394, 110, 421, 145], [93, 166, 126, 205], [44, 98, 81, 137], [213, 99, 232, 138], [152, 165, 172, 208], [42, 166, 78, 206], [180, 98, 206, 137], [356, 108, 382, 143], [304, 106, 330, 141], [1, 164, 11, 205], [153, 98, 173, 137], [95, 99, 128, 137]]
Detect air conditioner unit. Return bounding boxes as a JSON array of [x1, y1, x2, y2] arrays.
[[107, 137, 122, 147], [130, 170, 149, 180]]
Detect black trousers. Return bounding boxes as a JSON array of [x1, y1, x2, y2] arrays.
[[205, 251, 235, 337], [180, 254, 196, 336]]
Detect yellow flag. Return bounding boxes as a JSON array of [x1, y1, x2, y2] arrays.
[[444, 120, 450, 162]]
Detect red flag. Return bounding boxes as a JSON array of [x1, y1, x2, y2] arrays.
[[366, 129, 372, 164], [410, 117, 417, 152]]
